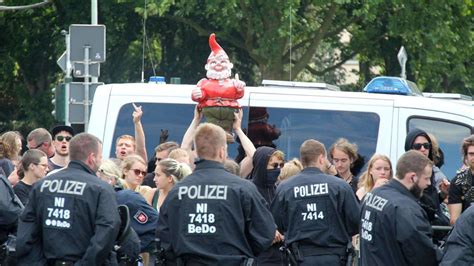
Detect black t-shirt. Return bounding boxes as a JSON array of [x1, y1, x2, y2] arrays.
[[336, 174, 359, 195], [449, 169, 474, 212], [14, 181, 32, 206]]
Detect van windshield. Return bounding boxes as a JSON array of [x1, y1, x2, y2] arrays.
[[112, 103, 380, 176]]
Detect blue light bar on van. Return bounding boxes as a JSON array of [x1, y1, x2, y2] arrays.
[[363, 76, 422, 96]]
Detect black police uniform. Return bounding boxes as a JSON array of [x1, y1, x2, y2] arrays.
[[0, 174, 23, 243], [16, 161, 121, 265], [270, 167, 360, 265], [359, 179, 438, 266], [1, 174, 23, 265], [441, 205, 474, 265], [448, 168, 474, 212], [116, 189, 158, 252], [157, 159, 276, 265]]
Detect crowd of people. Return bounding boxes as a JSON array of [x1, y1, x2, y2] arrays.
[[0, 102, 473, 266]]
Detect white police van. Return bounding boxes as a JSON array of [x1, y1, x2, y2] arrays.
[[88, 77, 473, 179]]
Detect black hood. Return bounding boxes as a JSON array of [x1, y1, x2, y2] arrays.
[[249, 146, 277, 203], [404, 128, 433, 161]]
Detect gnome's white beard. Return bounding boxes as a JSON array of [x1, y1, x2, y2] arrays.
[[206, 68, 232, 80]]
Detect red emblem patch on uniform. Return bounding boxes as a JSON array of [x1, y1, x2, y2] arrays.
[[133, 210, 148, 224]]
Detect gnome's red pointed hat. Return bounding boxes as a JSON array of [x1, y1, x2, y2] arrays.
[[208, 33, 228, 61]]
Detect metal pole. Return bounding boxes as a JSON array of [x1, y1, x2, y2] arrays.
[[91, 0, 97, 24], [91, 0, 99, 84], [65, 33, 71, 126], [84, 46, 91, 132]]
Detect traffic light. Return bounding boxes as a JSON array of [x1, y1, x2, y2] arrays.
[[51, 84, 66, 122]]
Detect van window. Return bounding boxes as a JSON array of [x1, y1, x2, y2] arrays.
[[112, 103, 380, 174], [111, 103, 249, 160], [408, 117, 472, 179], [245, 107, 380, 176]]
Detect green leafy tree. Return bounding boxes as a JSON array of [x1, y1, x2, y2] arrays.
[[351, 1, 473, 93], [148, 0, 375, 83]]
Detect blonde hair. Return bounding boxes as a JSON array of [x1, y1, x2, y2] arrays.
[[278, 158, 303, 182], [358, 154, 393, 192], [169, 148, 190, 162], [0, 131, 21, 160], [120, 154, 146, 178], [428, 133, 442, 166], [224, 159, 240, 176], [99, 159, 122, 182], [157, 158, 192, 184], [271, 150, 285, 161]]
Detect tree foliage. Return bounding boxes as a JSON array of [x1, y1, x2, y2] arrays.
[[0, 0, 472, 135], [147, 0, 374, 82], [350, 1, 473, 93]]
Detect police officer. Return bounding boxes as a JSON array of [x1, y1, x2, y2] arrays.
[[0, 173, 23, 243], [116, 189, 158, 265], [441, 205, 474, 264], [157, 123, 276, 265], [270, 139, 360, 265], [359, 150, 438, 266], [0, 173, 23, 264], [16, 133, 121, 265], [448, 134, 474, 225]]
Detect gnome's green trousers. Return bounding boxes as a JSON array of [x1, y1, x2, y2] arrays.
[[202, 106, 236, 133]]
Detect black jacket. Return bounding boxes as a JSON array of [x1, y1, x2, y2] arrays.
[[157, 159, 276, 265], [441, 205, 474, 265], [271, 167, 360, 248], [359, 179, 438, 266], [16, 161, 121, 265], [0, 174, 23, 243]]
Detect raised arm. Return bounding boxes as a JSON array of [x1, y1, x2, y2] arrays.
[[233, 109, 256, 177], [133, 103, 148, 162], [181, 105, 202, 151]]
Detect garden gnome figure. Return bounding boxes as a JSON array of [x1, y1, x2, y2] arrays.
[[191, 33, 245, 143]]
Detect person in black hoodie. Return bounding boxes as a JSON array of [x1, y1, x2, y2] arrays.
[[249, 146, 285, 203], [404, 128, 450, 229], [248, 146, 285, 265]]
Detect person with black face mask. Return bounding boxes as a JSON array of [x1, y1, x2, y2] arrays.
[[359, 150, 439, 266], [248, 146, 285, 204], [248, 146, 285, 265]]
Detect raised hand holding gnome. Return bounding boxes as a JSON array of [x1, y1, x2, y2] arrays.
[[191, 33, 245, 143]]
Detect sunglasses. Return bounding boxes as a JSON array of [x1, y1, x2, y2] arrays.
[[56, 136, 72, 142], [271, 162, 285, 169], [412, 143, 431, 150], [131, 168, 147, 176]]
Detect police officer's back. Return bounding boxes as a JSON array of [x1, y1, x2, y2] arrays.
[[441, 205, 474, 265], [0, 174, 23, 244], [157, 123, 276, 265], [270, 139, 360, 266], [16, 133, 121, 265], [359, 150, 438, 266], [0, 173, 23, 264]]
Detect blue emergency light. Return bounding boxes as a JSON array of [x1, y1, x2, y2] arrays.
[[363, 76, 422, 96]]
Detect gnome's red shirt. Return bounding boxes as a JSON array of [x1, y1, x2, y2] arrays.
[[193, 78, 244, 109]]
